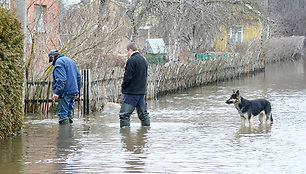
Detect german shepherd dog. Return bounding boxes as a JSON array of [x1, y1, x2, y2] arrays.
[[226, 90, 273, 127]]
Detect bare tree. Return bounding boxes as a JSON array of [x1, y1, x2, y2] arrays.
[[268, 0, 306, 37], [58, 0, 270, 65], [143, 0, 268, 61], [26, 0, 274, 80], [60, 0, 127, 71], [25, 1, 60, 81]]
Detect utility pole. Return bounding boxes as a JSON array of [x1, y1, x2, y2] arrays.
[[14, 0, 27, 38], [266, 0, 270, 39], [14, 0, 28, 107]]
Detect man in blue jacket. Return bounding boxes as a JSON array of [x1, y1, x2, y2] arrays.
[[48, 49, 81, 125], [119, 43, 150, 128]]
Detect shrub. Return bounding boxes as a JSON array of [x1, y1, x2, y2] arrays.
[[0, 8, 24, 139]]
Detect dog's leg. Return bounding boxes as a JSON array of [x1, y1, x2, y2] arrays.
[[265, 102, 273, 124], [241, 117, 246, 127], [249, 119, 253, 128], [266, 113, 273, 124], [259, 113, 265, 124], [248, 114, 253, 129]]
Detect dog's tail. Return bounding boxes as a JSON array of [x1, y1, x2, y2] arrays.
[[265, 101, 273, 124]]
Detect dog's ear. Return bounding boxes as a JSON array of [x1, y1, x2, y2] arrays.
[[235, 90, 240, 95], [233, 90, 236, 93]]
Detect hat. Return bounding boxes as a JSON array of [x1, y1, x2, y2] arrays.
[[48, 49, 59, 63], [48, 49, 59, 58]]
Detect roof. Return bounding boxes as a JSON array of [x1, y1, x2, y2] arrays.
[[143, 38, 167, 54]]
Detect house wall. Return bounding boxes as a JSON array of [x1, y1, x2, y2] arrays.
[[242, 22, 261, 42], [27, 0, 60, 46], [214, 3, 263, 53], [214, 25, 227, 52], [26, 0, 60, 79], [214, 21, 262, 52]]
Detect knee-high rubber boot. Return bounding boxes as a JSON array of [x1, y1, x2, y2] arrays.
[[119, 103, 135, 128], [136, 106, 150, 126]]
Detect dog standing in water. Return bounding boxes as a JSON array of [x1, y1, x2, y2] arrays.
[[226, 90, 273, 128]]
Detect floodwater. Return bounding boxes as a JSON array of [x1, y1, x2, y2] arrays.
[[1, 57, 306, 174]]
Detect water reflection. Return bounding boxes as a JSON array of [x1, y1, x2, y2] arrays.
[[0, 136, 23, 174], [56, 125, 76, 173], [236, 123, 272, 136], [120, 127, 150, 173]]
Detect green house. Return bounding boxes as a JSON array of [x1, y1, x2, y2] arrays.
[[143, 38, 167, 65]]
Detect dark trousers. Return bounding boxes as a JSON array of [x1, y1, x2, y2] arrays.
[[123, 94, 146, 107], [119, 94, 150, 127], [58, 94, 75, 121]]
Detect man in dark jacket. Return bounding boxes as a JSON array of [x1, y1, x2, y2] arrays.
[[48, 49, 81, 125], [119, 43, 150, 128]]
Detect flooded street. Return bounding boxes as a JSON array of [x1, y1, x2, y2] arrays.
[[1, 58, 306, 174]]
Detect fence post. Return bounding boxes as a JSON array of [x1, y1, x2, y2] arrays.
[[82, 69, 91, 114]]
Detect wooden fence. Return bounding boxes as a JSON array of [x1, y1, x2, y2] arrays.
[[24, 81, 53, 115], [90, 47, 264, 111], [26, 52, 263, 115], [25, 69, 92, 116], [24, 36, 305, 114]]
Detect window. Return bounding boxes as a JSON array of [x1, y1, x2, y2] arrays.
[[34, 4, 46, 33], [230, 26, 243, 43], [0, 0, 10, 9]]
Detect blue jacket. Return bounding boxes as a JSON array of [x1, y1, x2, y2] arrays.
[[52, 55, 81, 96]]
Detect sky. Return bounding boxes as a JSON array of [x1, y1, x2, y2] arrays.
[[63, 0, 81, 6]]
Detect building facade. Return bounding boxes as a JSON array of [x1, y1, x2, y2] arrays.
[[3, 0, 61, 79]]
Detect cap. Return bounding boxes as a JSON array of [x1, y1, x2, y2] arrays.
[[48, 49, 59, 63], [48, 49, 59, 58]]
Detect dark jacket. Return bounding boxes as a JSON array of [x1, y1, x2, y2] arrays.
[[52, 54, 81, 96], [121, 52, 148, 95]]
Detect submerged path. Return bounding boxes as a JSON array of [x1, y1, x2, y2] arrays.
[[1, 58, 306, 173]]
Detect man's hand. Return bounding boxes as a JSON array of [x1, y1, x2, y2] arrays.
[[52, 94, 59, 102]]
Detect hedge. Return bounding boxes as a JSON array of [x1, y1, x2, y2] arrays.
[[0, 7, 24, 139]]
